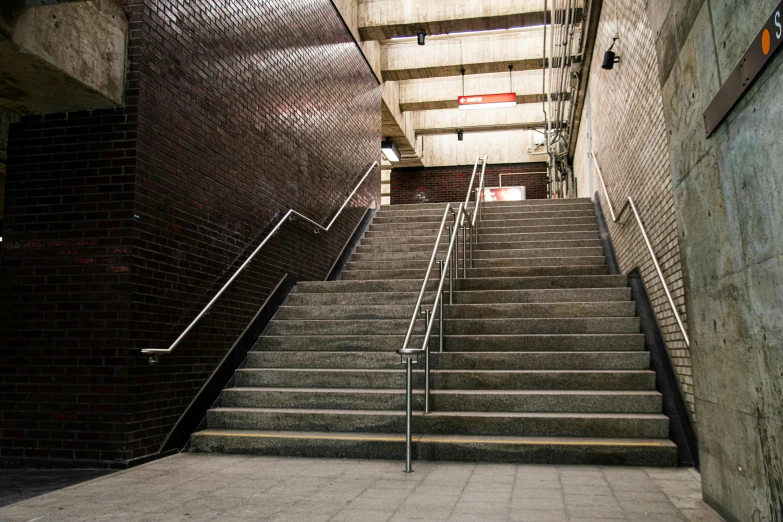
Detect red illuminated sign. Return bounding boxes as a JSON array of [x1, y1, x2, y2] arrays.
[[458, 92, 517, 110]]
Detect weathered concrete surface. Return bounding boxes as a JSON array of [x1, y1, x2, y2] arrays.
[[381, 28, 570, 81], [399, 70, 558, 111], [423, 130, 544, 167], [381, 80, 423, 167], [358, 0, 564, 40], [413, 102, 556, 134], [0, 0, 126, 113], [651, 0, 783, 520]]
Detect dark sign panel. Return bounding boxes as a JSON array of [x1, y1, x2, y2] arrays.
[[703, 2, 783, 136]]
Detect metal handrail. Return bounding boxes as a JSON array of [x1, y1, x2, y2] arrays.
[[142, 161, 379, 359], [397, 155, 487, 473], [590, 151, 690, 347]]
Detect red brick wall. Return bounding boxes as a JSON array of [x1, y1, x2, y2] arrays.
[[0, 0, 380, 465], [390, 163, 548, 205]]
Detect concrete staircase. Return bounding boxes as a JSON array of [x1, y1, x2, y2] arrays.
[[190, 198, 678, 466]]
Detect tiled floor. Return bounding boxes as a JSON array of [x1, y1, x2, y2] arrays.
[[0, 454, 724, 522], [0, 468, 114, 508]]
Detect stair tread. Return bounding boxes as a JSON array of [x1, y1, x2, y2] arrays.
[[210, 407, 668, 419], [227, 387, 662, 396]]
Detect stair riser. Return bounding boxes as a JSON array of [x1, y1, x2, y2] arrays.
[[255, 334, 645, 352], [286, 287, 632, 306], [206, 410, 669, 438], [246, 351, 651, 370], [266, 317, 640, 336], [456, 275, 627, 291], [381, 199, 593, 210], [221, 390, 662, 413], [362, 227, 598, 241], [341, 266, 609, 280], [276, 302, 637, 320], [352, 247, 605, 260], [296, 280, 436, 294], [234, 370, 655, 391], [191, 434, 677, 467], [372, 210, 595, 224], [347, 258, 607, 270], [369, 219, 596, 232], [355, 239, 602, 253]]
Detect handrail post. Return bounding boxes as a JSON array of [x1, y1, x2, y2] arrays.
[[439, 260, 445, 353], [469, 225, 474, 268], [404, 357, 413, 473], [424, 309, 431, 414], [462, 225, 467, 278]]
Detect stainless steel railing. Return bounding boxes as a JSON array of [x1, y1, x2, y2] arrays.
[[590, 151, 690, 347], [397, 155, 487, 472], [142, 161, 379, 362]]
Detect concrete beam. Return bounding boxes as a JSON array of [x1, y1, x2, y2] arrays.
[[381, 81, 423, 167], [422, 130, 548, 167], [399, 70, 569, 111], [0, 0, 127, 114], [381, 28, 578, 81], [412, 102, 563, 134], [23, 0, 89, 5], [359, 0, 575, 40]]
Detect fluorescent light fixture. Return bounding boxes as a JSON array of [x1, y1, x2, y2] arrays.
[[381, 139, 400, 162], [458, 92, 517, 110]]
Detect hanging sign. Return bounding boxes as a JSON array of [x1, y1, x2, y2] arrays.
[[703, 2, 783, 136], [458, 92, 517, 110]]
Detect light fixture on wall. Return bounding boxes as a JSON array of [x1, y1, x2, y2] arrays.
[[602, 37, 620, 70], [381, 138, 400, 162], [417, 30, 426, 45], [457, 129, 464, 141]]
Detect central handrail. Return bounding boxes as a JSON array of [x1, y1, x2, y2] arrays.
[[142, 161, 379, 359], [590, 151, 689, 347], [397, 155, 487, 473]]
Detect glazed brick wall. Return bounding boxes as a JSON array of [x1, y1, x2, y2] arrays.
[[572, 0, 693, 414], [390, 163, 548, 205], [0, 0, 381, 464]]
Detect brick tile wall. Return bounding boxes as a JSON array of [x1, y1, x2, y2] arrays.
[[390, 163, 548, 205], [0, 0, 381, 464], [573, 0, 693, 415]]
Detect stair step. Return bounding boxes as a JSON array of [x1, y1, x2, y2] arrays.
[[346, 257, 608, 270], [377, 203, 595, 218], [378, 199, 592, 211], [352, 246, 605, 261], [221, 388, 663, 413], [355, 239, 602, 253], [276, 302, 637, 320], [205, 407, 669, 438], [286, 287, 631, 306], [341, 266, 609, 280], [368, 219, 596, 232], [372, 209, 595, 224], [191, 429, 677, 466], [266, 317, 640, 336], [245, 351, 651, 370], [361, 226, 598, 242], [254, 333, 646, 352]]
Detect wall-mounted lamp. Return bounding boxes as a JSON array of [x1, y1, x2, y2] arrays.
[[602, 37, 620, 70], [417, 30, 426, 45], [457, 130, 464, 141], [381, 138, 400, 162]]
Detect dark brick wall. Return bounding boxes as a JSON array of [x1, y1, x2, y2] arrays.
[[390, 163, 548, 205], [0, 0, 381, 464]]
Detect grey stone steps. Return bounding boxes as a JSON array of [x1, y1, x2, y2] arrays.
[[234, 368, 655, 391], [276, 302, 637, 320], [286, 287, 632, 306], [245, 351, 651, 370], [341, 265, 609, 280], [362, 227, 599, 243], [352, 246, 605, 260], [190, 429, 678, 467], [368, 217, 596, 232], [379, 199, 592, 210], [205, 407, 669, 438], [254, 333, 645, 352], [266, 317, 640, 336], [346, 257, 607, 270], [355, 239, 602, 253], [221, 388, 663, 413], [372, 209, 595, 224]]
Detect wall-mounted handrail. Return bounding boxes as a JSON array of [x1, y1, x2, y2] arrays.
[[590, 151, 690, 347], [142, 161, 379, 359]]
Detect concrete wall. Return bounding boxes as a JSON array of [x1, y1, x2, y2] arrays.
[[423, 130, 541, 167], [573, 0, 692, 414], [646, 0, 783, 519]]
